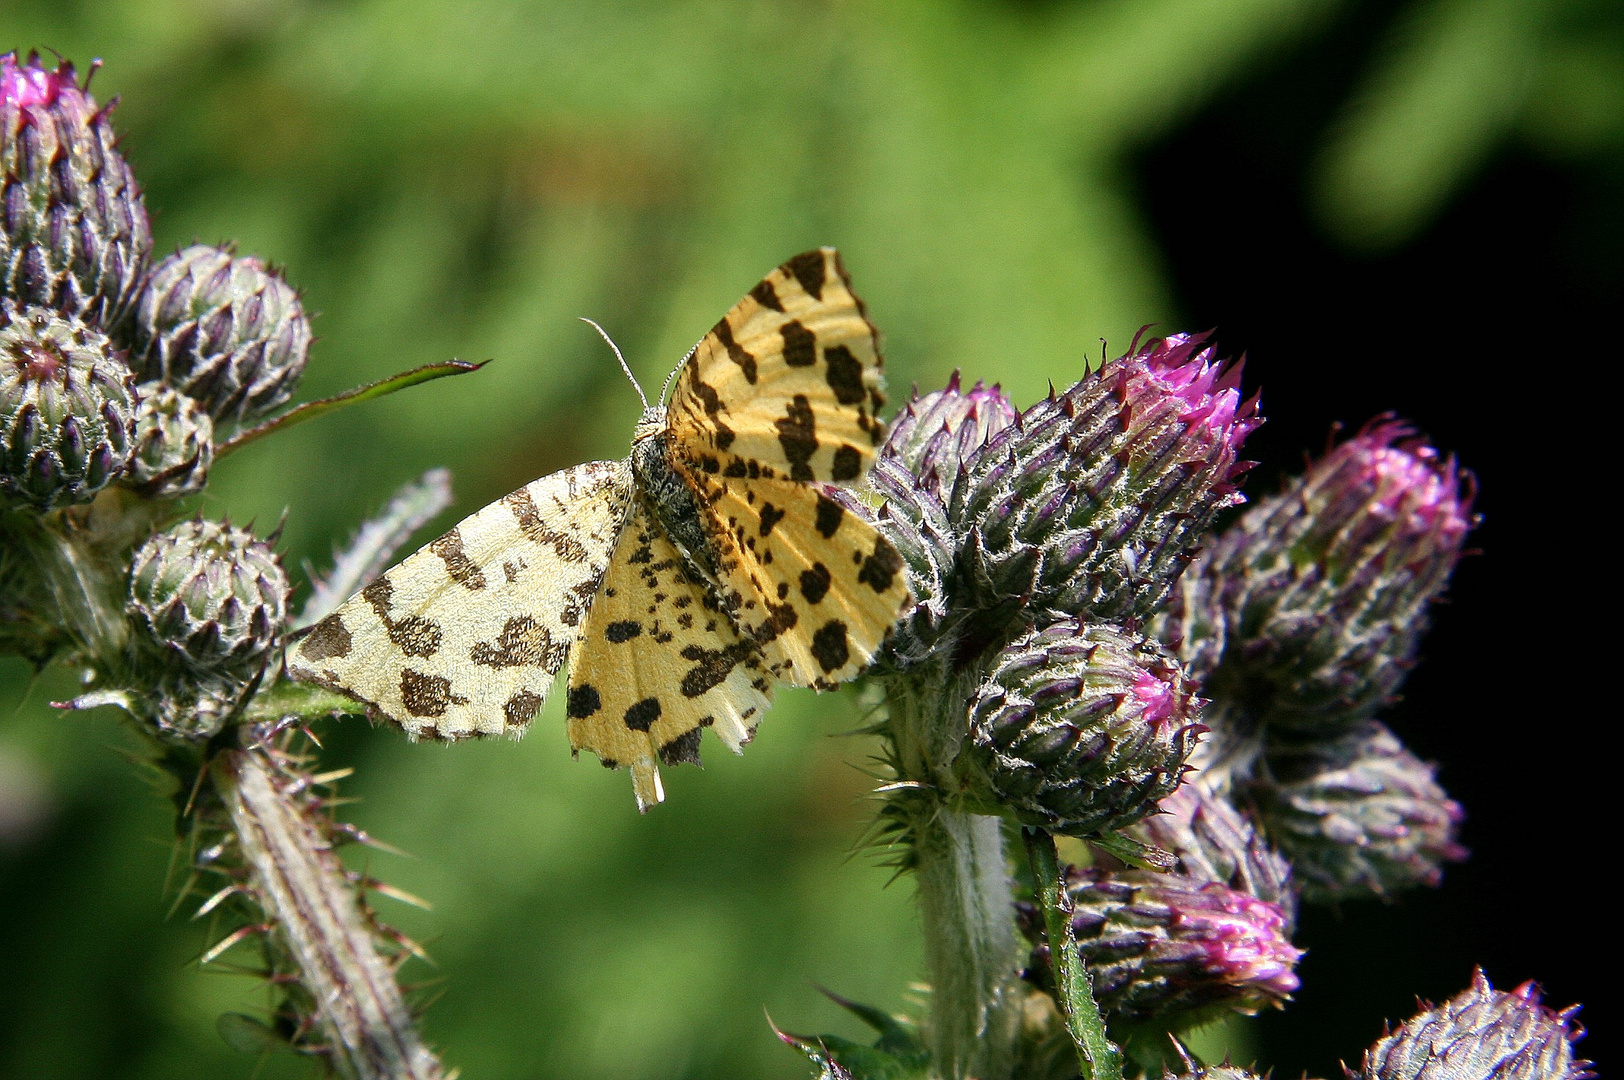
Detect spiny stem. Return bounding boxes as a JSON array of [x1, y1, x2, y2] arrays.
[[219, 735, 445, 1080], [1023, 827, 1122, 1080]]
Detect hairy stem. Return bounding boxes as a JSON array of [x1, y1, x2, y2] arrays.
[[1024, 828, 1122, 1080], [219, 737, 444, 1080], [888, 666, 1023, 1080]]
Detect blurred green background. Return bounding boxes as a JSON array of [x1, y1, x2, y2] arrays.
[[1, 1, 1616, 1078]]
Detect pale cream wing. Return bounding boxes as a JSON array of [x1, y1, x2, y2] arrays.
[[565, 498, 773, 810], [666, 247, 886, 484], [289, 460, 633, 739], [681, 467, 910, 691]]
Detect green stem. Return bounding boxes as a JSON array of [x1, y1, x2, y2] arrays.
[[1023, 828, 1122, 1080], [887, 668, 1023, 1080]]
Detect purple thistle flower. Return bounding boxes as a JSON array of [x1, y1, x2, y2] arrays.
[[956, 332, 1261, 633], [1027, 862, 1302, 1029]]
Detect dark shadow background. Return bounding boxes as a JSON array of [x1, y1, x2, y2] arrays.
[[1135, 1, 1616, 1074]]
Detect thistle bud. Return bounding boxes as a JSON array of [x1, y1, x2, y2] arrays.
[[128, 518, 288, 679], [1031, 864, 1301, 1029], [134, 245, 311, 424], [865, 377, 1019, 667], [1254, 721, 1465, 903], [1358, 970, 1592, 1080], [958, 617, 1202, 837], [125, 383, 213, 498], [883, 373, 1019, 502], [1170, 423, 1471, 735], [1, 303, 135, 510], [959, 334, 1259, 631], [1, 52, 151, 329], [1135, 781, 1294, 916]]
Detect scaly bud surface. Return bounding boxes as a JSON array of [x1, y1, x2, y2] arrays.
[[1256, 721, 1465, 903], [959, 617, 1202, 837], [1357, 970, 1591, 1080], [1134, 781, 1294, 917], [135, 244, 311, 424], [1, 52, 151, 328], [1, 302, 134, 510], [129, 517, 288, 681], [126, 383, 213, 498]]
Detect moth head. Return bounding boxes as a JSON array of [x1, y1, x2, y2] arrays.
[[632, 405, 668, 444]]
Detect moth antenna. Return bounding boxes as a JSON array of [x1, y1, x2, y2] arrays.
[[581, 317, 648, 410], [658, 350, 691, 405]]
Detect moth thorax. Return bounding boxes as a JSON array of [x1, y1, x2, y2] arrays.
[[632, 432, 718, 581]]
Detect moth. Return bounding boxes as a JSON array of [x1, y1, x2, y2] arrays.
[[289, 248, 912, 809]]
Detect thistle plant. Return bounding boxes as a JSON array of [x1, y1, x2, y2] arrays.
[[1, 47, 1590, 1080], [1, 50, 473, 1079]]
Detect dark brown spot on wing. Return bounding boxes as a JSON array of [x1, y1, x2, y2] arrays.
[[775, 394, 817, 481], [470, 616, 561, 669], [859, 539, 905, 594], [606, 619, 642, 643], [624, 697, 661, 731], [567, 683, 602, 719], [504, 487, 590, 561], [811, 621, 850, 673], [784, 250, 827, 300], [781, 319, 816, 367], [658, 728, 704, 766], [300, 614, 352, 661], [362, 576, 394, 616], [749, 277, 783, 312], [711, 318, 758, 383], [430, 529, 486, 590], [823, 344, 866, 405], [831, 444, 861, 481], [799, 563, 831, 604], [389, 616, 441, 658], [504, 690, 544, 727], [814, 494, 844, 538], [758, 502, 786, 537], [401, 669, 452, 717], [680, 642, 756, 698]]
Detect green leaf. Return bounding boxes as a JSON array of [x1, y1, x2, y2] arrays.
[[774, 1029, 930, 1080], [216, 1012, 295, 1055], [216, 360, 489, 458]]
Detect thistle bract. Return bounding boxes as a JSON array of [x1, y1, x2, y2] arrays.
[[1034, 864, 1301, 1029], [1135, 781, 1294, 915], [134, 244, 311, 424], [959, 617, 1202, 837], [126, 383, 213, 498], [1358, 970, 1591, 1080], [883, 373, 1019, 502], [959, 334, 1259, 632], [1, 302, 135, 510], [1, 52, 151, 329], [1256, 721, 1465, 903], [129, 518, 288, 679]]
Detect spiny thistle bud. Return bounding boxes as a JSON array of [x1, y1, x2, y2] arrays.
[[1357, 970, 1592, 1080], [1167, 423, 1471, 736], [1, 52, 151, 329], [958, 617, 1202, 837], [1030, 863, 1301, 1029], [129, 518, 288, 680], [883, 373, 1020, 501], [958, 333, 1259, 632], [1254, 721, 1465, 903], [125, 383, 213, 498], [1, 302, 135, 510], [1135, 781, 1294, 916], [134, 244, 311, 424], [864, 377, 1019, 667]]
